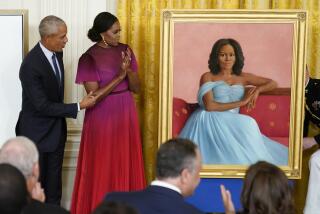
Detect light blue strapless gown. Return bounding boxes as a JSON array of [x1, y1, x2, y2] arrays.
[[179, 81, 288, 165]]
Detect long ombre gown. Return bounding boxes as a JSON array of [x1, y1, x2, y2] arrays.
[[71, 43, 146, 214]]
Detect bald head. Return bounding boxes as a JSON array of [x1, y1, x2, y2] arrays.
[[0, 137, 39, 178]]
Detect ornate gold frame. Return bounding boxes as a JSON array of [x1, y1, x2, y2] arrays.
[[159, 10, 307, 178], [0, 10, 28, 57]]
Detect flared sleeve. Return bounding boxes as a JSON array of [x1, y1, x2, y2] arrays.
[[75, 53, 101, 84]]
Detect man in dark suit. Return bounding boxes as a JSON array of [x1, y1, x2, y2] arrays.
[[303, 73, 320, 214], [0, 137, 69, 213], [15, 15, 96, 205], [104, 138, 204, 214], [303, 76, 320, 148]]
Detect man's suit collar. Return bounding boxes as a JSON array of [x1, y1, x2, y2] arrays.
[[146, 185, 184, 200], [39, 41, 54, 58], [151, 180, 181, 194]]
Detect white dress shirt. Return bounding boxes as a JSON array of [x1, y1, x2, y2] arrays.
[[39, 42, 62, 79], [39, 42, 80, 111]]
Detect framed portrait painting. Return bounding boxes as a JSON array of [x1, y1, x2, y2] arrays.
[[0, 10, 28, 146], [158, 10, 307, 178]]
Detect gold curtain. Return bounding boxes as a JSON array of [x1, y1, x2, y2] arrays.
[[117, 0, 320, 212]]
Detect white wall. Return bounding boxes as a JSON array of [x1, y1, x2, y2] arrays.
[[0, 0, 117, 209], [0, 13, 24, 145]]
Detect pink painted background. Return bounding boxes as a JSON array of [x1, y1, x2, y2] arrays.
[[173, 23, 293, 103]]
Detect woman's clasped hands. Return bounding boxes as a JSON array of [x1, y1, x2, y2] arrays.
[[242, 87, 260, 111], [119, 48, 131, 80]]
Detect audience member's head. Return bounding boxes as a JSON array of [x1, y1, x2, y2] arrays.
[[241, 161, 294, 214], [156, 138, 202, 197], [0, 163, 28, 214], [0, 137, 40, 195], [92, 201, 139, 214]]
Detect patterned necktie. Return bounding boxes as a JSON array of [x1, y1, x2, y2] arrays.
[[52, 53, 61, 85]]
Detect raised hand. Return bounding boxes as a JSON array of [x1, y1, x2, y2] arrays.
[[119, 48, 132, 79], [220, 185, 235, 214]]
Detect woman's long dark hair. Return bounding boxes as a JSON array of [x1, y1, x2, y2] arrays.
[[208, 38, 244, 75], [241, 161, 295, 214]]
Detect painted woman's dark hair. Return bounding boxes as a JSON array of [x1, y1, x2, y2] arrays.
[[208, 38, 244, 75]]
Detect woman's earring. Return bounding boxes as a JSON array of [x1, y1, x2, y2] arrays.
[[100, 34, 108, 47]]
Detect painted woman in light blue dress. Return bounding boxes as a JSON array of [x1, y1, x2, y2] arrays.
[[179, 38, 288, 165]]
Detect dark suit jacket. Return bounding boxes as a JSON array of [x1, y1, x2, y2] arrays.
[[16, 43, 78, 152], [304, 78, 320, 145], [22, 199, 70, 214], [105, 185, 205, 214]]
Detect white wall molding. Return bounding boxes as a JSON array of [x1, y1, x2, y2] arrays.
[[0, 0, 117, 209]]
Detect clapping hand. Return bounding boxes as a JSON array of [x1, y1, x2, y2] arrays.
[[119, 48, 132, 80]]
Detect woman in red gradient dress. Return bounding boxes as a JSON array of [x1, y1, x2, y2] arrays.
[[71, 12, 145, 214]]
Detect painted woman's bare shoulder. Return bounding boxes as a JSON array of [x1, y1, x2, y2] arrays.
[[200, 72, 213, 85]]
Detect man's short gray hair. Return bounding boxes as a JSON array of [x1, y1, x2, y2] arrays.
[[39, 15, 65, 38], [0, 136, 39, 178], [156, 138, 198, 179]]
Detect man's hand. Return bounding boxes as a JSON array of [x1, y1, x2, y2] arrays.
[[31, 182, 45, 202], [80, 91, 97, 109], [220, 185, 235, 214], [303, 137, 317, 150]]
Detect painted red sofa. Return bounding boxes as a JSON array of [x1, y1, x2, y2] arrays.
[[172, 88, 290, 147]]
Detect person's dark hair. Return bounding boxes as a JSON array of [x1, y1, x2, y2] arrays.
[[88, 12, 118, 42], [208, 38, 244, 75], [92, 201, 139, 214], [241, 161, 294, 214], [156, 138, 198, 179], [0, 163, 28, 214]]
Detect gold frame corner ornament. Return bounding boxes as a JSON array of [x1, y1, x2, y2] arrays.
[[158, 9, 307, 179], [298, 12, 306, 22], [163, 10, 172, 20]]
